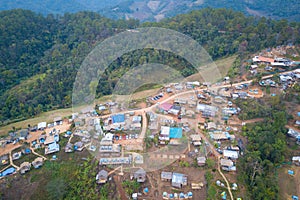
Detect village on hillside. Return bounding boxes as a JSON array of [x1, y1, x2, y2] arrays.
[[1, 45, 300, 200]]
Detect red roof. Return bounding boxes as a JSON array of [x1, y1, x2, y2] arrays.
[[159, 103, 173, 111], [258, 56, 274, 63]]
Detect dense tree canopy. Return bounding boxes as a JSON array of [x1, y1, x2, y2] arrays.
[[238, 96, 288, 199], [1, 8, 300, 124]]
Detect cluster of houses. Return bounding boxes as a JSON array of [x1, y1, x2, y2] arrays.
[[0, 116, 64, 149], [64, 130, 90, 153], [159, 126, 183, 145], [252, 55, 295, 68], [161, 171, 188, 188], [0, 153, 44, 177], [251, 54, 300, 86], [19, 157, 44, 174], [156, 91, 198, 119], [102, 113, 142, 131], [38, 129, 60, 155]]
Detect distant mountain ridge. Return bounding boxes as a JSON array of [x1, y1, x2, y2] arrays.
[[1, 0, 299, 21], [0, 0, 122, 15]]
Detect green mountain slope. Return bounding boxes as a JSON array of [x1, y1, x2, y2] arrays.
[[0, 8, 300, 124]]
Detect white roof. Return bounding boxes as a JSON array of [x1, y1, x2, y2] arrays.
[[190, 134, 201, 141], [211, 133, 227, 140], [223, 150, 239, 159], [252, 56, 260, 62], [292, 156, 300, 161], [294, 68, 300, 73], [161, 126, 170, 136], [38, 122, 47, 129], [187, 81, 200, 86], [102, 133, 114, 142], [295, 74, 300, 79], [271, 62, 286, 66], [207, 122, 217, 129]]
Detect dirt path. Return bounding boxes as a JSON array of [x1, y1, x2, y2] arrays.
[[9, 151, 20, 170], [30, 147, 47, 160], [195, 121, 234, 200], [217, 156, 234, 200], [113, 175, 128, 200]]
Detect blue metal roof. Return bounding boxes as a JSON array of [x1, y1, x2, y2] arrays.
[[0, 167, 16, 177], [112, 114, 125, 123], [169, 127, 182, 139]]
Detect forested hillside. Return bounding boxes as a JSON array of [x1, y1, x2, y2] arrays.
[[1, 8, 300, 125]]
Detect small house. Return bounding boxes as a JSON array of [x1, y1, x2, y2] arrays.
[[169, 105, 181, 116], [29, 126, 37, 132], [20, 162, 31, 174], [172, 173, 188, 188], [0, 154, 9, 165], [38, 122, 47, 130], [12, 152, 22, 160], [45, 142, 60, 155], [223, 150, 239, 160], [132, 116, 142, 123], [158, 103, 173, 112], [220, 159, 236, 172], [134, 168, 146, 183], [132, 193, 138, 200], [54, 117, 63, 125], [292, 156, 300, 166], [74, 118, 84, 127], [161, 171, 172, 182], [250, 65, 258, 70], [112, 114, 125, 125], [74, 141, 85, 151], [202, 110, 216, 118], [174, 98, 187, 105], [197, 157, 206, 166], [190, 134, 202, 146], [188, 100, 197, 108], [18, 129, 29, 140], [44, 135, 55, 145], [96, 170, 108, 184], [206, 122, 217, 130], [32, 157, 44, 168], [252, 56, 274, 64], [65, 143, 74, 153]]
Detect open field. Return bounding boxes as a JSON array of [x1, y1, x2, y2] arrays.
[[186, 55, 237, 82], [278, 165, 300, 199]]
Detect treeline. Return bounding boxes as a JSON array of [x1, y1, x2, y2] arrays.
[[1, 8, 300, 124]]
